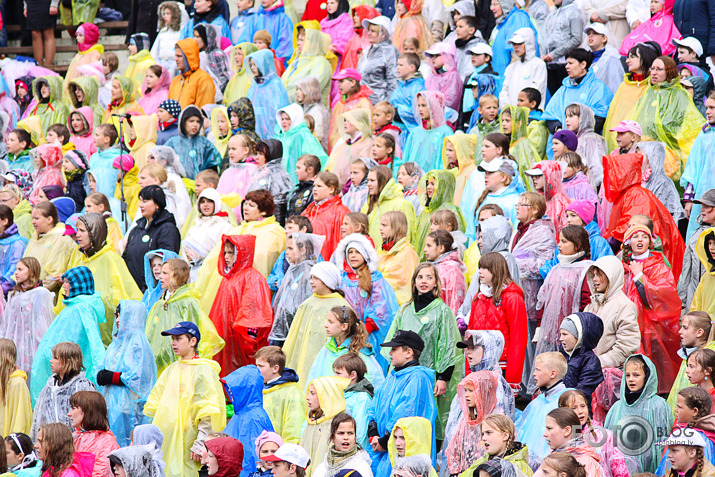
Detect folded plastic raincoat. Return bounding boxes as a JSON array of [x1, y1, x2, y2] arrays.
[[283, 290, 349, 386], [388, 417, 434, 466], [263, 368, 306, 443], [362, 179, 417, 249], [368, 364, 437, 477], [245, 49, 291, 139], [144, 357, 227, 477], [602, 74, 649, 152], [224, 43, 259, 106], [146, 283, 225, 375], [30, 372, 96, 441], [28, 144, 64, 205], [629, 77, 705, 180], [543, 68, 613, 128], [383, 297, 462, 438], [141, 249, 180, 311], [270, 233, 322, 341], [327, 109, 374, 186], [103, 76, 144, 125], [301, 376, 351, 477], [275, 104, 329, 184], [604, 354, 673, 473], [378, 237, 420, 305], [0, 369, 31, 435], [619, 0, 680, 55], [223, 365, 275, 477], [490, 6, 539, 76], [22, 222, 76, 286], [334, 233, 399, 371], [638, 141, 686, 222], [413, 170, 466, 258], [682, 125, 715, 238], [283, 25, 334, 105], [30, 267, 105, 404], [602, 153, 685, 281], [164, 105, 222, 179], [100, 300, 157, 447], [501, 106, 540, 190]]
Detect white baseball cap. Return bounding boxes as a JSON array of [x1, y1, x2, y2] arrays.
[[478, 158, 515, 177], [507, 32, 525, 44], [263, 443, 311, 468], [673, 37, 704, 58], [657, 430, 707, 448], [468, 42, 493, 57], [584, 23, 608, 36]]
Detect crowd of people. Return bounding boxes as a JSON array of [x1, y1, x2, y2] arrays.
[[0, 0, 715, 475]]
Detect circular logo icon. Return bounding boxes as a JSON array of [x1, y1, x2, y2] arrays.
[[614, 416, 654, 456]]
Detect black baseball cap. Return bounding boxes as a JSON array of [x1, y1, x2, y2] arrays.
[[456, 335, 478, 349], [161, 321, 201, 341], [381, 330, 425, 352]]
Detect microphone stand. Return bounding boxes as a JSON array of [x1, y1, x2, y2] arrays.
[[115, 116, 129, 230]]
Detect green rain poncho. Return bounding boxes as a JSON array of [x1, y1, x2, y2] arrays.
[[68, 75, 103, 127], [146, 284, 225, 375], [26, 76, 70, 136], [412, 170, 466, 259], [629, 77, 705, 180], [604, 354, 673, 473], [274, 103, 329, 184], [501, 105, 540, 189], [382, 298, 463, 439], [223, 43, 258, 106], [282, 23, 335, 106]]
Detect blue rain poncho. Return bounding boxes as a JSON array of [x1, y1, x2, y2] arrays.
[[253, 4, 294, 63], [30, 267, 106, 404], [180, 13, 232, 40], [102, 300, 158, 447], [141, 249, 181, 311], [0, 227, 27, 292], [389, 75, 426, 137], [590, 46, 624, 95], [681, 124, 715, 238], [603, 354, 673, 473], [222, 365, 275, 477], [344, 379, 375, 452], [246, 49, 290, 139], [273, 104, 328, 184], [400, 91, 454, 173], [164, 106, 222, 179], [133, 424, 167, 477], [539, 220, 613, 278], [514, 381, 569, 463], [491, 7, 540, 76], [88, 148, 121, 199], [542, 68, 614, 127], [368, 364, 437, 477], [306, 337, 386, 390]]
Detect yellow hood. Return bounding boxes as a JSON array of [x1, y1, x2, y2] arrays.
[[305, 375, 350, 423]]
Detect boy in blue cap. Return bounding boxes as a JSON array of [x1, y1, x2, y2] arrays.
[[144, 321, 227, 477]]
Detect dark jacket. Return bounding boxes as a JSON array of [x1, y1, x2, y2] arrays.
[[264, 368, 300, 389], [122, 208, 181, 290], [560, 312, 605, 406], [126, 0, 163, 43], [66, 171, 87, 213], [673, 0, 715, 56], [286, 180, 314, 217], [156, 120, 179, 146]]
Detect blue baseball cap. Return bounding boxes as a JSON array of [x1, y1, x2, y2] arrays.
[[161, 321, 201, 341]]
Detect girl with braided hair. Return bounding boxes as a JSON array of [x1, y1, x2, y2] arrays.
[[459, 414, 532, 476], [661, 429, 715, 477]]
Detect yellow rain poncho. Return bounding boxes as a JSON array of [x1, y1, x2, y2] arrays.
[[195, 216, 286, 313], [125, 49, 156, 92], [23, 224, 76, 284], [282, 22, 336, 106], [501, 105, 539, 189], [263, 370, 306, 444], [378, 237, 420, 304], [106, 217, 123, 253], [116, 165, 141, 219], [1, 369, 32, 435], [68, 75, 103, 127], [223, 43, 259, 106], [443, 132, 479, 205], [362, 179, 417, 249], [210, 107, 231, 158], [103, 76, 144, 127], [146, 284, 225, 375], [301, 376, 350, 477], [123, 114, 158, 171], [283, 292, 351, 389], [690, 226, 715, 315], [13, 199, 33, 240], [463, 241, 481, 285], [603, 74, 650, 152], [144, 357, 227, 477], [16, 116, 43, 152], [388, 417, 433, 465], [629, 77, 706, 180], [63, 44, 103, 103], [180, 200, 238, 238], [527, 119, 549, 160]]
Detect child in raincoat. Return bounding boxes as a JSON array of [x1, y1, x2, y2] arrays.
[[461, 414, 532, 476], [443, 132, 478, 206], [301, 172, 349, 259], [312, 413, 374, 477], [392, 0, 433, 53], [564, 103, 606, 190], [68, 390, 121, 477], [330, 353, 377, 453], [296, 77, 330, 150], [140, 249, 180, 311], [306, 305, 385, 388], [97, 300, 157, 447], [401, 91, 453, 174], [557, 313, 604, 404], [386, 418, 435, 475], [269, 233, 323, 345], [0, 205, 27, 294], [255, 346, 307, 444], [525, 161, 571, 238], [67, 75, 103, 127], [63, 23, 104, 96], [282, 25, 334, 105], [378, 210, 419, 305], [319, 0, 354, 64], [223, 365, 275, 477], [84, 192, 124, 251], [146, 258, 224, 375], [362, 165, 417, 249], [275, 104, 328, 184], [23, 77, 70, 136], [143, 321, 227, 477], [301, 376, 351, 477], [164, 105, 222, 180], [89, 123, 120, 199], [68, 107, 96, 158], [413, 170, 466, 259], [423, 42, 462, 112], [125, 33, 156, 92], [620, 0, 680, 56], [604, 354, 673, 473], [327, 108, 374, 186], [30, 342, 96, 440], [5, 129, 34, 172], [138, 65, 171, 116], [423, 231, 467, 315], [397, 162, 424, 216], [62, 149, 89, 212], [691, 228, 715, 316], [0, 339, 32, 436], [218, 134, 258, 199], [333, 233, 399, 371], [328, 69, 373, 151], [539, 408, 604, 477], [102, 76, 143, 125], [342, 157, 374, 213], [224, 44, 260, 106], [28, 144, 64, 206], [246, 49, 291, 139], [383, 262, 462, 440], [151, 1, 183, 77], [500, 105, 540, 189], [209, 235, 272, 376], [208, 107, 231, 161], [620, 224, 681, 393]]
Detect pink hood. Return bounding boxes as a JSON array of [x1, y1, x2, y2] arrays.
[[138, 66, 171, 115], [76, 23, 100, 52], [415, 90, 447, 129], [619, 0, 681, 55]]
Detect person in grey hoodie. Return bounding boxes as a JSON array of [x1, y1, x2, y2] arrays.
[[357, 16, 401, 104], [540, 0, 586, 93]]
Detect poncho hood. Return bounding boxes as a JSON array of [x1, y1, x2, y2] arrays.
[[586, 255, 625, 300], [69, 76, 99, 108], [231, 42, 259, 73], [414, 90, 447, 129], [378, 179, 406, 205], [228, 97, 258, 133], [246, 49, 279, 81], [387, 417, 432, 464], [334, 232, 379, 272], [478, 215, 513, 253], [696, 226, 715, 275], [276, 103, 305, 131], [223, 364, 265, 410], [142, 249, 180, 306], [77, 23, 100, 52], [564, 312, 604, 353], [501, 105, 530, 143], [125, 114, 158, 150], [194, 23, 221, 52], [442, 132, 478, 170], [205, 438, 244, 477], [620, 354, 658, 407], [305, 375, 350, 423], [70, 105, 94, 136], [532, 160, 566, 201], [458, 370, 499, 423], [513, 27, 536, 61], [108, 445, 160, 477], [602, 153, 643, 203], [569, 103, 596, 136], [466, 329, 505, 372], [422, 169, 456, 212], [340, 108, 373, 141], [220, 234, 256, 277], [78, 212, 108, 257], [32, 75, 64, 104], [261, 138, 284, 161], [176, 38, 201, 73], [141, 65, 171, 97]]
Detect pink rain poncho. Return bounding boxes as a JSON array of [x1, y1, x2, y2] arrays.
[[401, 91, 454, 173], [319, 4, 355, 59], [532, 160, 571, 237], [443, 371, 500, 475], [563, 171, 604, 231], [619, 0, 681, 56], [29, 144, 64, 205], [424, 42, 463, 112], [433, 250, 467, 316], [68, 106, 97, 158], [138, 65, 171, 115], [392, 0, 433, 53]]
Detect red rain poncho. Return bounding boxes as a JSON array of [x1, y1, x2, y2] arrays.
[[622, 252, 681, 394], [602, 154, 685, 281], [209, 234, 273, 376], [532, 160, 571, 237], [302, 194, 350, 260]]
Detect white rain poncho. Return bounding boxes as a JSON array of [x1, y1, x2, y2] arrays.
[[637, 141, 687, 222], [29, 372, 96, 440], [391, 454, 437, 477], [132, 424, 167, 477], [590, 46, 625, 95], [269, 233, 326, 342], [572, 103, 606, 190], [102, 300, 158, 447], [108, 445, 161, 477]]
